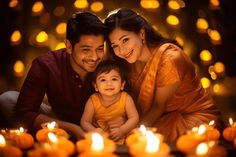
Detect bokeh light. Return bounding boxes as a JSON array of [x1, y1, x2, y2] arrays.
[[140, 0, 160, 9]]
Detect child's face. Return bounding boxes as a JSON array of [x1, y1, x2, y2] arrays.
[[94, 69, 124, 97]]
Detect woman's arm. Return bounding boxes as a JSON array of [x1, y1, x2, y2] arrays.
[[141, 81, 181, 126], [109, 94, 139, 141]]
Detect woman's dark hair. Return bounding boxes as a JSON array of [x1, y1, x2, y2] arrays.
[[104, 8, 178, 57], [93, 60, 127, 83], [66, 11, 107, 48]]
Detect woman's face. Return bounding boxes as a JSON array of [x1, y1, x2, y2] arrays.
[[109, 28, 143, 63]]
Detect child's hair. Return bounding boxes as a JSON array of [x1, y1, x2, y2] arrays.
[[93, 60, 126, 83]]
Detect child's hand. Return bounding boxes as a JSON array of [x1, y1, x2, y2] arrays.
[[95, 128, 105, 134], [109, 128, 124, 141]]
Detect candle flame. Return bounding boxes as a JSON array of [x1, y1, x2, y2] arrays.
[[0, 134, 6, 147], [47, 121, 56, 129], [198, 125, 206, 135], [48, 132, 58, 143], [145, 131, 159, 153], [196, 142, 208, 155], [19, 127, 24, 132], [139, 124, 147, 135], [209, 120, 215, 126], [229, 118, 233, 126], [192, 127, 198, 132], [91, 133, 104, 151]]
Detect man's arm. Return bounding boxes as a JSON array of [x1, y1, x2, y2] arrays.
[[34, 114, 84, 139]]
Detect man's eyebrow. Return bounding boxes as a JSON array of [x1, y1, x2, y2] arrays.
[[79, 45, 92, 48]]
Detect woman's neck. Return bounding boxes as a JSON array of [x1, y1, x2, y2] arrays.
[[138, 44, 152, 62]]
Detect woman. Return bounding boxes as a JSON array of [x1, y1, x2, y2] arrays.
[[104, 8, 224, 144]]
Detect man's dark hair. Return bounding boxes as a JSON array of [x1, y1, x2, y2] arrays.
[[66, 11, 107, 48]]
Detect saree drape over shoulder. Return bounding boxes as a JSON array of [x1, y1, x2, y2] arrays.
[[130, 43, 223, 144]]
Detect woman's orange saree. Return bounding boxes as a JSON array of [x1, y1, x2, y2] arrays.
[[130, 43, 223, 143]]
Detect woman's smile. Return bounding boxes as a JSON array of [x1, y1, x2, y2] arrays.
[[124, 50, 133, 59]]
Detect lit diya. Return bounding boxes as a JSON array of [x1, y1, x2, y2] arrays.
[[36, 121, 68, 142]]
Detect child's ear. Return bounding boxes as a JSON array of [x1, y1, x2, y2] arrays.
[[121, 81, 126, 90], [93, 83, 98, 92]]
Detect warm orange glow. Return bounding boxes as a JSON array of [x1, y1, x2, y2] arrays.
[[229, 118, 233, 126], [166, 15, 179, 26], [14, 60, 25, 76], [213, 84, 220, 93], [168, 0, 180, 10], [47, 121, 57, 129], [200, 50, 212, 62], [214, 62, 225, 74], [139, 124, 147, 135], [91, 1, 104, 12], [56, 22, 66, 35], [210, 0, 220, 9], [55, 42, 66, 50], [175, 36, 184, 46], [145, 131, 160, 153], [209, 120, 215, 126], [19, 127, 24, 133], [208, 29, 221, 44], [74, 0, 89, 9], [196, 142, 208, 155], [198, 125, 206, 135], [201, 77, 211, 89], [152, 25, 158, 31], [196, 18, 209, 32], [11, 30, 21, 43], [32, 1, 44, 13], [48, 132, 58, 143], [140, 0, 160, 9], [210, 72, 217, 80], [210, 0, 220, 6], [91, 133, 104, 151], [0, 134, 6, 147], [36, 31, 48, 43], [9, 0, 18, 8]]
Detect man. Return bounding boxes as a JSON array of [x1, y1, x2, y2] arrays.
[[0, 11, 106, 139]]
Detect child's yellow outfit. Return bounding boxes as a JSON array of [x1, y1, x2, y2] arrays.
[[91, 91, 127, 144]]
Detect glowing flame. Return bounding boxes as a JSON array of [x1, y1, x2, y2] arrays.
[[91, 133, 104, 151], [0, 134, 6, 147], [19, 127, 24, 133], [139, 125, 147, 135], [209, 120, 215, 126], [196, 142, 208, 155], [47, 121, 56, 129], [192, 127, 198, 132], [48, 132, 58, 143], [145, 131, 159, 153], [198, 125, 206, 135], [229, 118, 233, 126]]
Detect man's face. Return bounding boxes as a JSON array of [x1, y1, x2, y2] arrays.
[[69, 35, 105, 75]]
